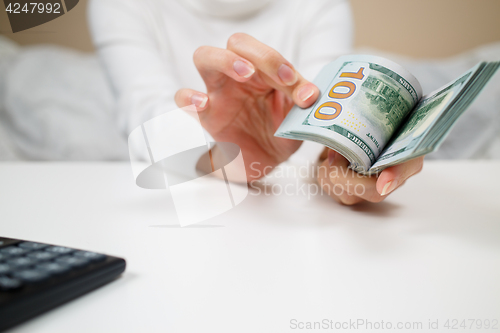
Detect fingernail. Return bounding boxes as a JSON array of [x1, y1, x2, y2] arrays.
[[191, 94, 208, 108], [278, 64, 297, 86], [380, 180, 398, 196], [298, 85, 315, 102], [328, 150, 335, 166], [233, 60, 255, 78]]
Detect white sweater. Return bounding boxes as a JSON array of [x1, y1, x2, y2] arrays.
[[88, 0, 354, 162]]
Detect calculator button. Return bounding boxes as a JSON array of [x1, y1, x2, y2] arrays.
[[55, 256, 89, 268], [45, 246, 74, 255], [18, 242, 49, 251], [6, 257, 36, 269], [0, 246, 29, 257], [73, 251, 106, 262], [0, 276, 23, 291], [27, 251, 59, 262], [0, 264, 12, 275], [0, 253, 10, 261], [36, 262, 71, 276], [13, 270, 50, 283]]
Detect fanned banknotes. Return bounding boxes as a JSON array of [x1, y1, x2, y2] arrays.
[[275, 55, 500, 175]]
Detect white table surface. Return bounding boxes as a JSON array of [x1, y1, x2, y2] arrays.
[[1, 161, 499, 333]]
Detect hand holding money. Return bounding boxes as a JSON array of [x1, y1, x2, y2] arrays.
[[276, 55, 499, 204]]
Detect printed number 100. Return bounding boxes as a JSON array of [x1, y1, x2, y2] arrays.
[[5, 2, 61, 14], [314, 67, 365, 121]]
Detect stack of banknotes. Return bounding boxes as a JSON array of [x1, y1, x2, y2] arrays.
[[275, 55, 499, 175]]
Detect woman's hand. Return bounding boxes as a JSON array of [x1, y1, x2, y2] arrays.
[[174, 33, 319, 181], [317, 149, 424, 205]]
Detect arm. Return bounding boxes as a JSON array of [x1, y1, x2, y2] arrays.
[[88, 0, 187, 149]]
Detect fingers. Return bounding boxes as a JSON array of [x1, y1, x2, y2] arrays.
[[174, 88, 209, 112], [226, 33, 319, 108], [192, 34, 319, 108], [193, 45, 255, 87], [376, 156, 424, 196], [226, 33, 296, 85], [325, 150, 385, 204], [317, 156, 365, 205], [317, 149, 424, 206]]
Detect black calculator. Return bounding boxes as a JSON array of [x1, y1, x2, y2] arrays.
[[0, 237, 126, 332]]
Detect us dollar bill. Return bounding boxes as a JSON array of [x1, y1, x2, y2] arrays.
[[275, 55, 499, 175], [275, 55, 422, 173], [370, 60, 500, 173]]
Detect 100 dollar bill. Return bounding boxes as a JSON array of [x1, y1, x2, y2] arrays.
[[275, 55, 423, 173]]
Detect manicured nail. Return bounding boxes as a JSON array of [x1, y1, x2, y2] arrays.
[[191, 94, 208, 108], [380, 180, 398, 196], [233, 60, 255, 78], [278, 64, 297, 86], [328, 150, 335, 166], [298, 85, 315, 102]]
